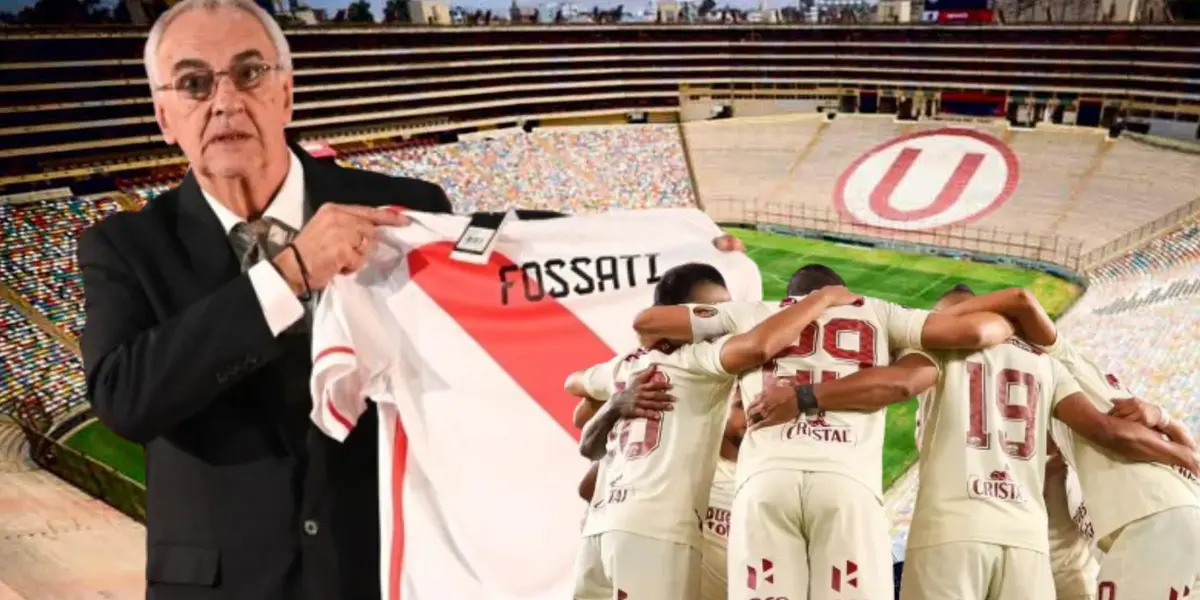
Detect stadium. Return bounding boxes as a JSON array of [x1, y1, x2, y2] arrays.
[[1, 8, 1199, 599]]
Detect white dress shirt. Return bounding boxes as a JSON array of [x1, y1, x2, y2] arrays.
[[202, 150, 307, 336]]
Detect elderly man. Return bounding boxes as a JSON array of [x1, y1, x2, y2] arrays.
[[77, 1, 451, 598]]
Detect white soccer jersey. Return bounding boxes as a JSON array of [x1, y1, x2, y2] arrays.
[[691, 297, 929, 498], [577, 338, 735, 549], [1043, 336, 1200, 548], [903, 340, 1083, 552], [309, 209, 762, 600]]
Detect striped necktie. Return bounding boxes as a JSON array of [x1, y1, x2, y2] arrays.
[[229, 217, 311, 333], [229, 217, 298, 272]]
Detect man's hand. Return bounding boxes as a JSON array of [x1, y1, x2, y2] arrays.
[[273, 204, 409, 293], [746, 384, 800, 430], [814, 285, 863, 308], [1109, 398, 1163, 428], [1111, 397, 1197, 451], [1180, 452, 1200, 477], [613, 366, 675, 420]]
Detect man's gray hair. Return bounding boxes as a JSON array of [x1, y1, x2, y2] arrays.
[[144, 0, 293, 89]]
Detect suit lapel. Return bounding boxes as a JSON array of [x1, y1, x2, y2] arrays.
[[177, 169, 306, 461], [176, 170, 241, 292]]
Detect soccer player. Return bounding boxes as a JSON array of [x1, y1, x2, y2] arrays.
[[568, 263, 863, 600], [1036, 333, 1200, 599], [918, 285, 1200, 598], [633, 265, 1022, 600], [892, 285, 1091, 600], [748, 284, 1197, 600]]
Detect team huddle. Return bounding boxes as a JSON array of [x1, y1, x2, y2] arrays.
[[566, 261, 1200, 600]]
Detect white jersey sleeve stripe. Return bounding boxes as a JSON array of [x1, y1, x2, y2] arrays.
[[310, 345, 365, 442], [311, 275, 393, 442]]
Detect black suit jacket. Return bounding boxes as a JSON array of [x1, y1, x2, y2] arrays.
[[78, 144, 452, 600]]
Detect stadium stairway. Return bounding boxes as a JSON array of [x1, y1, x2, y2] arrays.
[[0, 287, 77, 353], [1047, 134, 1115, 233], [762, 117, 832, 205]]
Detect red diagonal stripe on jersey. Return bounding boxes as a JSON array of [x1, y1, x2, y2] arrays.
[[407, 241, 616, 439], [389, 417, 409, 600]]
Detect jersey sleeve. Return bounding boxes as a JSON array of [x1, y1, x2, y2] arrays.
[[576, 354, 626, 402], [310, 275, 396, 442], [1048, 358, 1084, 410], [677, 335, 735, 379], [896, 347, 943, 373], [873, 300, 931, 351], [686, 301, 773, 336]]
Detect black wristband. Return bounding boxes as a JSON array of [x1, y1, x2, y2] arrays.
[[794, 383, 819, 415], [285, 243, 313, 302]]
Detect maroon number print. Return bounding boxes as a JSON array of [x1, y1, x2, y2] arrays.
[[609, 370, 669, 460], [966, 361, 989, 450], [965, 361, 1041, 460], [761, 319, 877, 390], [1097, 581, 1116, 600]]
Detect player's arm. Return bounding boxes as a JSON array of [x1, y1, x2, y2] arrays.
[[579, 367, 671, 460], [918, 311, 1016, 350], [879, 298, 1013, 353], [745, 353, 936, 427], [811, 353, 939, 411], [936, 287, 1058, 346], [717, 287, 863, 374], [1054, 392, 1199, 474], [578, 461, 600, 502], [631, 301, 762, 346], [565, 370, 605, 429], [572, 398, 603, 429]]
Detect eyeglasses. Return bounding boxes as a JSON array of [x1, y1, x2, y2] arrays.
[[156, 62, 282, 101]]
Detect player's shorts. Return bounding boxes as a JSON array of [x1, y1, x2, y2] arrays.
[[1097, 505, 1200, 600], [572, 531, 701, 600], [699, 541, 727, 600], [728, 470, 893, 600], [900, 542, 1054, 600], [1045, 464, 1099, 600]]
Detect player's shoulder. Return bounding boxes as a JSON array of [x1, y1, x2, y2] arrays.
[[850, 295, 904, 313], [822, 294, 901, 321]]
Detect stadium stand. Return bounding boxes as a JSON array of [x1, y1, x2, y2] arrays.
[[0, 301, 88, 429], [1089, 218, 1200, 283], [885, 219, 1200, 549], [686, 114, 1200, 257], [4, 20, 1200, 598], [0, 196, 124, 339], [335, 125, 696, 214]]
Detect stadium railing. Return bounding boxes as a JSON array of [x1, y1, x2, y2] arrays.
[[705, 197, 1086, 272], [1077, 195, 1200, 272]]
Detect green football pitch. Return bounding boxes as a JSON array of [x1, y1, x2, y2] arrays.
[[62, 228, 1082, 492]]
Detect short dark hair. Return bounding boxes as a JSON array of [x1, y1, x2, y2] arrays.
[[786, 264, 845, 296], [940, 283, 976, 299], [654, 263, 727, 306]]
